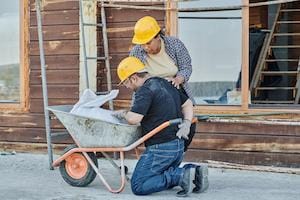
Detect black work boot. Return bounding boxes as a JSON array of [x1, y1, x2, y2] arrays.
[[176, 167, 195, 197], [193, 164, 209, 193]]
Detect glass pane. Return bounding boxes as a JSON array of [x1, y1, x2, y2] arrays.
[[0, 0, 20, 103], [178, 0, 242, 105]]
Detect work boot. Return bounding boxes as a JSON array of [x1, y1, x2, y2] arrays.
[[176, 167, 195, 197], [193, 164, 209, 193]]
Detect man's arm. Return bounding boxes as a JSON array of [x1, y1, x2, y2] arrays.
[[113, 87, 151, 125], [181, 99, 193, 122], [176, 99, 193, 139], [112, 110, 144, 125], [124, 111, 144, 125]]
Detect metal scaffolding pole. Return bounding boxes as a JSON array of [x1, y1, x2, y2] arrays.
[[100, 2, 114, 110], [35, 0, 53, 170]]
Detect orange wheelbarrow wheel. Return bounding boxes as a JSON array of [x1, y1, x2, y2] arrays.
[[59, 145, 98, 187]]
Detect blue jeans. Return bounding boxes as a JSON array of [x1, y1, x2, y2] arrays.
[[131, 139, 185, 195]]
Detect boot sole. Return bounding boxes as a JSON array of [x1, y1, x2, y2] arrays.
[[176, 168, 195, 197], [193, 165, 209, 193]]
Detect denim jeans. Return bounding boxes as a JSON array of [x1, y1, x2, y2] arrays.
[[131, 139, 185, 195]]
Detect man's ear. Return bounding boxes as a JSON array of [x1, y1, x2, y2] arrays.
[[131, 74, 138, 82]]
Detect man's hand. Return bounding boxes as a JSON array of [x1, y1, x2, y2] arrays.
[[176, 119, 191, 139], [112, 110, 127, 120]]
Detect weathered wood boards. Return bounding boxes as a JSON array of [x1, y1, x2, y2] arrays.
[[0, 0, 299, 167]]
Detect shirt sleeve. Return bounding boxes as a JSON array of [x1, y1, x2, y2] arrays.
[[131, 86, 153, 116], [175, 39, 192, 82], [129, 45, 147, 64]]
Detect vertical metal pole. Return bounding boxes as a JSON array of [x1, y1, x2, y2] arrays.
[[79, 0, 90, 89], [35, 0, 53, 170], [100, 3, 113, 110], [100, 2, 116, 159]]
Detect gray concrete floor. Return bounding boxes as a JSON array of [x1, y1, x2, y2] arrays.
[[0, 153, 299, 200]]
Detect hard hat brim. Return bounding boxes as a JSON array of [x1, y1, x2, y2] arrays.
[[118, 81, 124, 86], [132, 35, 153, 45], [117, 69, 148, 86]]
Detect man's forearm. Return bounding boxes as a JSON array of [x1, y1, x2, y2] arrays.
[[181, 99, 193, 122], [124, 111, 144, 125]]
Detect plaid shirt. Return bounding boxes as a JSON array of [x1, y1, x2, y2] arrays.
[[129, 35, 195, 104]]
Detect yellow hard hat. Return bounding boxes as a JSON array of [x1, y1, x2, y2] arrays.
[[132, 16, 161, 45], [117, 57, 146, 84]]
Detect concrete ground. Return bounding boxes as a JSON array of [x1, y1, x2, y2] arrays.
[[0, 152, 299, 200]]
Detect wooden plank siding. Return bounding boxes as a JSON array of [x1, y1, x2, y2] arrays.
[[250, 0, 268, 28], [0, 0, 299, 167], [28, 0, 79, 115], [184, 149, 300, 168], [0, 0, 79, 147], [183, 121, 300, 167]]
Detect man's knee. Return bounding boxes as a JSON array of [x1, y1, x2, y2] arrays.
[[131, 184, 147, 195], [131, 177, 145, 195], [131, 186, 144, 195]]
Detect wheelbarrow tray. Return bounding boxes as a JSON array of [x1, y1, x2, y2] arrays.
[[47, 105, 142, 148]]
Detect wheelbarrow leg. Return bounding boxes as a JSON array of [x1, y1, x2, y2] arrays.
[[101, 152, 130, 181], [134, 147, 140, 159], [83, 151, 126, 193]]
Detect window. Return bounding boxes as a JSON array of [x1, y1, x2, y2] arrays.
[[249, 3, 300, 105], [0, 0, 20, 103], [178, 0, 243, 105]]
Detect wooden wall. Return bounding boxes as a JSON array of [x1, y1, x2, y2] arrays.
[[185, 121, 300, 167], [250, 0, 268, 28], [0, 0, 78, 148], [0, 0, 299, 168]]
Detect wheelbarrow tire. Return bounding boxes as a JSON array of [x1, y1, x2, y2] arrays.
[[59, 144, 98, 187]]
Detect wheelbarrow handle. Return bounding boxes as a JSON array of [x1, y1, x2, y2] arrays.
[[169, 117, 199, 126], [169, 118, 183, 126], [196, 115, 210, 121]]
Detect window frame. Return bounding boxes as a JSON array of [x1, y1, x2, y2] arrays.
[[0, 0, 29, 112], [170, 0, 300, 114]]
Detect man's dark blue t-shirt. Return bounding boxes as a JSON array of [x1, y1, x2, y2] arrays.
[[131, 77, 188, 147]]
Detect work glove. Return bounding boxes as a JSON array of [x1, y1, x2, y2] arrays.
[[112, 110, 127, 120], [176, 119, 191, 140]]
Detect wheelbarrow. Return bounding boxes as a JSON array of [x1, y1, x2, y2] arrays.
[[48, 105, 194, 193]]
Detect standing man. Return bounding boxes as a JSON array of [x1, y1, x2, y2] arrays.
[[130, 16, 195, 152], [113, 57, 208, 197]]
